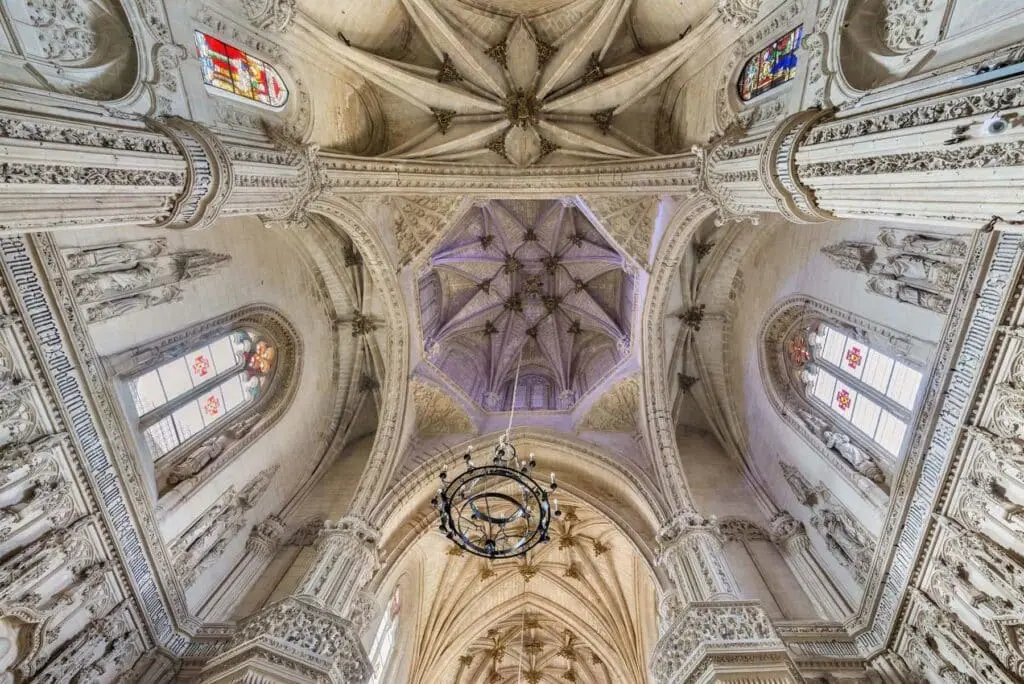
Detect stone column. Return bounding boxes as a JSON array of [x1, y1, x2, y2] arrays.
[[0, 110, 320, 232], [769, 512, 850, 621], [702, 75, 1024, 229], [652, 514, 800, 683], [199, 516, 286, 622], [199, 517, 375, 684]]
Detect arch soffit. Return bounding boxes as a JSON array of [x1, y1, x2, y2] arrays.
[[370, 428, 670, 574], [306, 197, 414, 511], [639, 196, 718, 509]]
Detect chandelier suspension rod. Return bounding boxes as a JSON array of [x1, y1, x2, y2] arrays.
[[506, 347, 524, 440]]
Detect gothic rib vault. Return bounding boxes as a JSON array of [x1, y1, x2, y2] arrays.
[[0, 0, 1024, 683], [419, 199, 636, 411]]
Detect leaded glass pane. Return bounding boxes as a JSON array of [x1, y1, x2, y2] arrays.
[[172, 401, 205, 443], [876, 411, 907, 455], [841, 337, 866, 379], [830, 380, 857, 419], [209, 335, 239, 374], [157, 357, 194, 401], [737, 26, 803, 101], [888, 363, 922, 410], [188, 345, 216, 385], [813, 368, 837, 405], [195, 32, 289, 108], [821, 327, 846, 367], [851, 395, 882, 436], [862, 350, 895, 395], [144, 416, 179, 457], [221, 373, 248, 413], [130, 369, 166, 416]]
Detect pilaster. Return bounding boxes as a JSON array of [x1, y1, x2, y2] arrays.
[[768, 512, 850, 621]]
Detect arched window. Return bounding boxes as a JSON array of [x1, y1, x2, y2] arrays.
[[798, 324, 922, 457], [738, 26, 803, 102], [761, 297, 933, 499], [128, 329, 276, 458], [194, 31, 288, 108], [368, 587, 401, 684], [104, 306, 300, 501]]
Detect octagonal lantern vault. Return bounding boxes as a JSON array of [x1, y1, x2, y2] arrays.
[[418, 200, 636, 411]]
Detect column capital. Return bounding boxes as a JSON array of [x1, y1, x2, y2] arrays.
[[651, 601, 797, 684], [199, 596, 371, 684]]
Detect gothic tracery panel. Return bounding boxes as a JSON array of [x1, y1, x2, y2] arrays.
[[0, 0, 138, 100]]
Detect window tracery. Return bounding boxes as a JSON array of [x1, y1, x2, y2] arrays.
[[761, 297, 934, 500], [367, 586, 400, 684], [194, 31, 288, 109], [129, 329, 276, 458], [103, 306, 299, 502], [738, 26, 803, 102]]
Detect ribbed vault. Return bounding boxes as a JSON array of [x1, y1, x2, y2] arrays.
[[402, 496, 657, 684], [419, 200, 635, 411]]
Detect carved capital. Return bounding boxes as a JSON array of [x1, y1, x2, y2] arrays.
[[200, 597, 371, 684], [652, 601, 795, 683], [246, 514, 287, 557]]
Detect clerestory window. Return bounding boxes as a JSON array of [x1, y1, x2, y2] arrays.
[[128, 330, 276, 459], [738, 26, 803, 102], [799, 324, 922, 456], [194, 31, 289, 109]]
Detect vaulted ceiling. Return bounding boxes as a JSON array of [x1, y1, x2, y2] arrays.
[[404, 496, 657, 684], [307, 0, 716, 160], [418, 200, 635, 411]]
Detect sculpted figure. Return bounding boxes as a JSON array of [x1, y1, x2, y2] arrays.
[[85, 285, 183, 323], [867, 277, 950, 314], [62, 239, 166, 271], [822, 430, 885, 484]]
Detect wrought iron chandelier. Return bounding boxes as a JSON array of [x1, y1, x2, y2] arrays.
[[432, 353, 561, 559]]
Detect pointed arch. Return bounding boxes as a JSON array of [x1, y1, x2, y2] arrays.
[[103, 304, 301, 502], [759, 296, 934, 503]]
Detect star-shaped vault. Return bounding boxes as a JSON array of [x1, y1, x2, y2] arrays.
[[334, 0, 693, 165], [418, 200, 636, 410]]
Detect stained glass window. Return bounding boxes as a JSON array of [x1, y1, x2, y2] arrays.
[[194, 31, 288, 108], [738, 26, 803, 102], [129, 330, 277, 458], [800, 325, 921, 456]]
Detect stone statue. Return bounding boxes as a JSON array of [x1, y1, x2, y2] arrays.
[[867, 277, 951, 314], [71, 250, 229, 303], [797, 363, 819, 391], [84, 285, 183, 323], [878, 230, 968, 258], [869, 254, 960, 293], [822, 430, 885, 484], [62, 239, 167, 271]]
